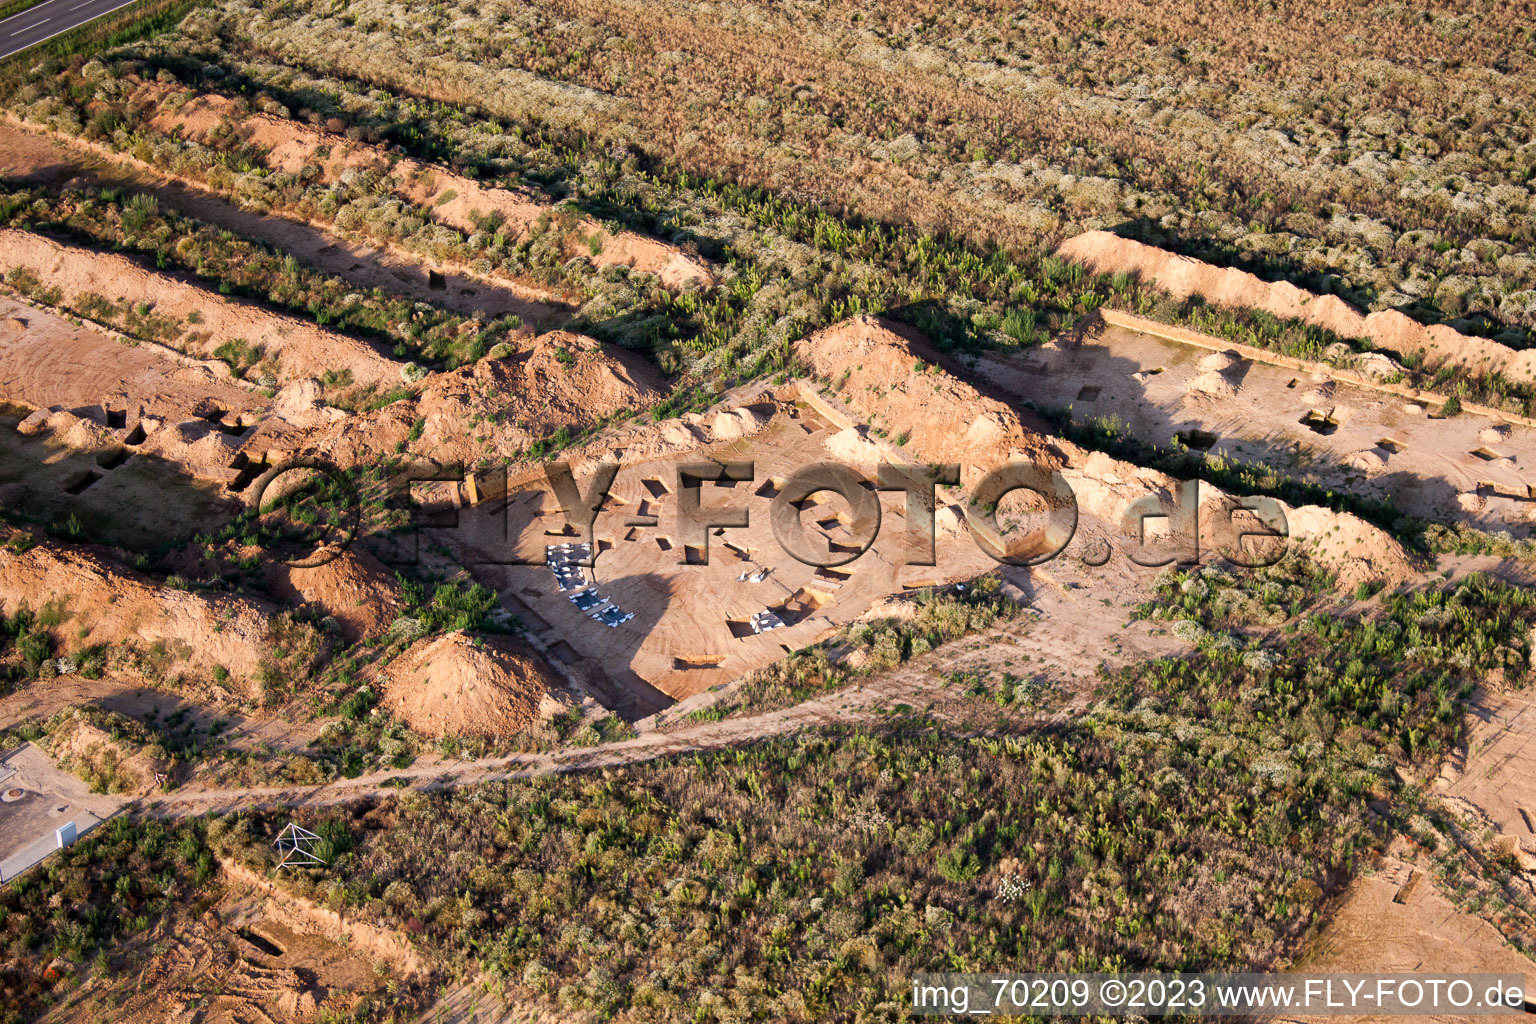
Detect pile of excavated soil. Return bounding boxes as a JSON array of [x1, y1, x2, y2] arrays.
[[0, 533, 275, 685], [0, 294, 259, 419], [0, 295, 331, 487], [797, 316, 1414, 586], [383, 631, 569, 737], [1280, 503, 1418, 589], [0, 229, 401, 386], [300, 330, 664, 469], [138, 83, 714, 289], [262, 548, 402, 643], [1058, 230, 1536, 380], [794, 315, 1063, 484], [1186, 349, 1242, 398]]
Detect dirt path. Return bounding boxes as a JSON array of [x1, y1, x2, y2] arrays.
[[0, 675, 325, 755], [138, 656, 965, 817], [134, 567, 1179, 817], [0, 120, 574, 330]]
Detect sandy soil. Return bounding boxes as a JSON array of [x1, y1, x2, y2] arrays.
[[32, 865, 407, 1024], [136, 84, 715, 290], [0, 118, 576, 330], [802, 316, 1415, 588], [0, 530, 278, 688], [263, 549, 404, 644], [383, 631, 573, 738], [286, 329, 664, 473], [0, 229, 403, 387], [0, 294, 260, 419], [1439, 688, 1536, 870], [1286, 846, 1536, 1022], [0, 674, 326, 757], [48, 718, 166, 794], [978, 313, 1536, 533], [1059, 230, 1536, 380]]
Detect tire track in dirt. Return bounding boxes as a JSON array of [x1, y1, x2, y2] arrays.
[[134, 582, 1179, 818]]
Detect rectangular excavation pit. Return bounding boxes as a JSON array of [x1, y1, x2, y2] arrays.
[[642, 478, 669, 498], [1299, 409, 1340, 436], [726, 618, 756, 639], [771, 587, 829, 627], [655, 536, 672, 552], [123, 423, 147, 446], [64, 470, 103, 495], [1075, 385, 1101, 402], [755, 478, 783, 499], [1471, 447, 1507, 462], [238, 929, 285, 958], [229, 461, 266, 492], [96, 448, 131, 471], [547, 640, 582, 666], [1376, 437, 1406, 454], [1175, 429, 1218, 451], [104, 408, 126, 429], [683, 544, 707, 565], [673, 654, 725, 670]]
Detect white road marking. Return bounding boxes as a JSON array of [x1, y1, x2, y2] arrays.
[[0, 0, 144, 58], [0, 0, 63, 30]]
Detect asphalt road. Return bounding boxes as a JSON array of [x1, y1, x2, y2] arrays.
[[0, 0, 142, 60]]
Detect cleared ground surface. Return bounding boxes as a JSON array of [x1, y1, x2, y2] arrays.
[[4, 18, 1536, 1004], [0, 742, 125, 881]]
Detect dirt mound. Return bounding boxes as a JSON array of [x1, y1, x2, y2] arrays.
[[794, 315, 1062, 484], [794, 317, 1414, 586], [1275, 504, 1417, 589], [0, 294, 260, 419], [301, 330, 663, 469], [139, 83, 714, 289], [1058, 231, 1536, 380], [383, 631, 568, 738], [263, 548, 402, 643], [0, 229, 401, 386], [0, 532, 276, 686]]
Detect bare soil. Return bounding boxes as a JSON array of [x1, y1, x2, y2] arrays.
[[1059, 230, 1536, 380], [0, 228, 404, 386], [1288, 845, 1536, 1022], [138, 83, 715, 290], [383, 631, 573, 739], [0, 118, 575, 329], [0, 529, 278, 688]]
